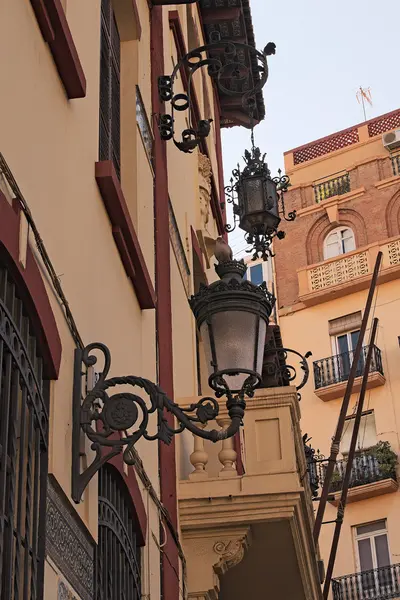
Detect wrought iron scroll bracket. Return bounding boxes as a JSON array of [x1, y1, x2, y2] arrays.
[[71, 343, 245, 503], [262, 347, 312, 399], [157, 39, 276, 153]]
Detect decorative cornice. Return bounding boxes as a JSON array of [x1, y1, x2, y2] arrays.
[[375, 174, 400, 190], [296, 187, 366, 219]]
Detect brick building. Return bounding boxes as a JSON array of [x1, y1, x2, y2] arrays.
[[275, 108, 400, 598]]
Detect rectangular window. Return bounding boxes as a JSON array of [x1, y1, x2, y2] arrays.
[[332, 328, 363, 380], [354, 520, 392, 596], [249, 263, 263, 285], [99, 0, 121, 179]]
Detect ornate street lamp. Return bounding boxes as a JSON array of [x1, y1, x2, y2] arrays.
[[225, 145, 296, 261], [71, 255, 274, 502], [189, 259, 273, 395]]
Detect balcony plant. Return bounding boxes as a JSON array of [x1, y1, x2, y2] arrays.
[[365, 441, 398, 480]]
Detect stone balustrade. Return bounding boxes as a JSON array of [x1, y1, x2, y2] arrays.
[[296, 235, 400, 306]]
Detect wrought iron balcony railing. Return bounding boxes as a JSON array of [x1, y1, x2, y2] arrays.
[[313, 173, 350, 203], [313, 345, 383, 390], [317, 448, 397, 494], [392, 154, 400, 177], [332, 562, 400, 600]]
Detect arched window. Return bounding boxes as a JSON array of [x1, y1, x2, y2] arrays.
[[323, 227, 355, 260], [96, 465, 141, 600], [0, 261, 49, 599]]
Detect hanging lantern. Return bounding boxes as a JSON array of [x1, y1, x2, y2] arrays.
[[226, 146, 296, 261]]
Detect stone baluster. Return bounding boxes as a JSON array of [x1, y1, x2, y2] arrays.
[[217, 418, 237, 478], [189, 424, 208, 480]]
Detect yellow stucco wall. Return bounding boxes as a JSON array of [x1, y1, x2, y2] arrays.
[[0, 0, 223, 598]]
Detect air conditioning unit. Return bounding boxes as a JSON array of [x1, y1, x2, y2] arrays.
[[383, 129, 400, 151]]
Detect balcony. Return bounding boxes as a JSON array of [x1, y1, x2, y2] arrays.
[[317, 446, 398, 505], [297, 236, 400, 306], [313, 345, 385, 401], [177, 387, 323, 600], [313, 172, 350, 203], [392, 154, 400, 177], [332, 563, 400, 600]]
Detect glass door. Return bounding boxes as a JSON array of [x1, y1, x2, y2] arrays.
[[336, 329, 363, 381], [355, 521, 395, 597]]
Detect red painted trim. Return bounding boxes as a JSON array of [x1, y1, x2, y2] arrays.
[[0, 192, 61, 379], [112, 226, 136, 279], [152, 7, 179, 600], [95, 160, 156, 310], [30, 0, 55, 42], [31, 0, 86, 99], [169, 11, 225, 236]]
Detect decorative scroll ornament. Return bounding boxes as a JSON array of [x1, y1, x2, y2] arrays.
[[213, 535, 250, 575], [158, 38, 276, 153], [262, 348, 312, 400], [72, 343, 252, 502], [198, 153, 212, 231]]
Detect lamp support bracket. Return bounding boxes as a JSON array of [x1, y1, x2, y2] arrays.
[[71, 342, 244, 503]]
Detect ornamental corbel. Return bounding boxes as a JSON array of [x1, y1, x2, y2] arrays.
[[213, 530, 251, 576]]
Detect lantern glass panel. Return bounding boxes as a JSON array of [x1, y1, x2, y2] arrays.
[[244, 177, 265, 214], [265, 179, 279, 217], [200, 311, 267, 392]]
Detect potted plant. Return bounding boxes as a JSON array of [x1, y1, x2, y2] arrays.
[[366, 441, 398, 480]]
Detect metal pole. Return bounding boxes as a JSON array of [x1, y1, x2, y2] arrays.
[[323, 318, 379, 599], [360, 86, 367, 121], [313, 251, 382, 543]]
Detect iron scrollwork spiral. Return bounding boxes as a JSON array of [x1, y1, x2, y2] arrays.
[[72, 342, 246, 502], [158, 38, 276, 153], [262, 347, 312, 400]]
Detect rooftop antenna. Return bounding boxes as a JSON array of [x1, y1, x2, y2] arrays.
[[356, 86, 372, 121]]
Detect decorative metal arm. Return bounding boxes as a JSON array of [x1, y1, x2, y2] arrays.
[[158, 37, 276, 153], [262, 347, 312, 399], [72, 343, 246, 502]]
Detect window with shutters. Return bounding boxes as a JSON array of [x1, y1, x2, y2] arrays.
[[0, 262, 49, 600], [99, 0, 121, 180]]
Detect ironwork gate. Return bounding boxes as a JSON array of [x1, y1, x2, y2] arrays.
[[0, 262, 48, 599], [97, 465, 141, 600]]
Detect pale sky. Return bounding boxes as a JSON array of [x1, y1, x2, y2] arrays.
[[222, 0, 400, 255]]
